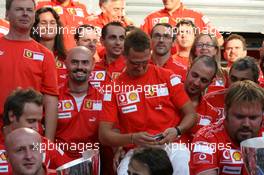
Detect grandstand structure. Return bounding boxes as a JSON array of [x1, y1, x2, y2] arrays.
[[1, 0, 263, 49]]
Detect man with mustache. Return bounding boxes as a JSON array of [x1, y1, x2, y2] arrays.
[[190, 80, 264, 175], [55, 46, 103, 160]]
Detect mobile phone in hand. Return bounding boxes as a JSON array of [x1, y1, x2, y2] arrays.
[[153, 133, 164, 141]]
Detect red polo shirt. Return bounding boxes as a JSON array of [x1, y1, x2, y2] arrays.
[[141, 3, 222, 39], [100, 64, 190, 143], [56, 82, 103, 159]]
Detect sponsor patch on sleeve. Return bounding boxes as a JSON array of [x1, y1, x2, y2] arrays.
[[170, 75, 181, 86]]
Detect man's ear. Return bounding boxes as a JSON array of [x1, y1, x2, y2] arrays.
[[8, 111, 16, 123], [100, 37, 104, 47]]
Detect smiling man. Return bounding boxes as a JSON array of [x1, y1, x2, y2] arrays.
[[56, 46, 103, 159]]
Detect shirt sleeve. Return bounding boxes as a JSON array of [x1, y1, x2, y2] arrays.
[[167, 73, 190, 109], [190, 133, 219, 175], [41, 49, 59, 96]]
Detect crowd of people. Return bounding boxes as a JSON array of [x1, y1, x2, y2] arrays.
[[0, 0, 263, 175]]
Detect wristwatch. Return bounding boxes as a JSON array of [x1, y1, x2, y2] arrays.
[[175, 127, 182, 137]]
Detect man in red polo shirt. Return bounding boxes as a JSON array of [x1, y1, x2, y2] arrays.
[[36, 0, 91, 50], [190, 80, 264, 175], [184, 56, 219, 141], [0, 0, 58, 141], [1, 88, 71, 174], [0, 19, 9, 37], [173, 19, 196, 67], [205, 57, 260, 119], [56, 46, 102, 161], [142, 0, 223, 45], [99, 29, 196, 175], [150, 23, 188, 82], [90, 22, 126, 90], [89, 0, 133, 37]]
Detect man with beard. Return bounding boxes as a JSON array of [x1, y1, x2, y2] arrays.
[[0, 0, 58, 142], [190, 80, 264, 175], [150, 23, 189, 82], [55, 46, 102, 159]]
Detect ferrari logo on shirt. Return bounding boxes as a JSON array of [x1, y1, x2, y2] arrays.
[[117, 91, 140, 106], [56, 59, 65, 69], [23, 49, 44, 61], [84, 100, 92, 109], [67, 8, 76, 15], [145, 84, 169, 98], [24, 49, 33, 59], [112, 72, 121, 80], [0, 150, 7, 163], [62, 100, 74, 111], [83, 99, 102, 111], [53, 6, 63, 15]]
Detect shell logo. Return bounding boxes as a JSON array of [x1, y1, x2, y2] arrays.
[[64, 102, 72, 109], [96, 72, 104, 79], [129, 92, 138, 101], [232, 151, 242, 161]]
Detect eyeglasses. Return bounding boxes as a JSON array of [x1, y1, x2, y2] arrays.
[[196, 43, 215, 48], [128, 59, 149, 66], [152, 33, 172, 41]]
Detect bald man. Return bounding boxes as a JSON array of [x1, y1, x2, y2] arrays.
[[55, 47, 104, 159], [5, 128, 45, 175]]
